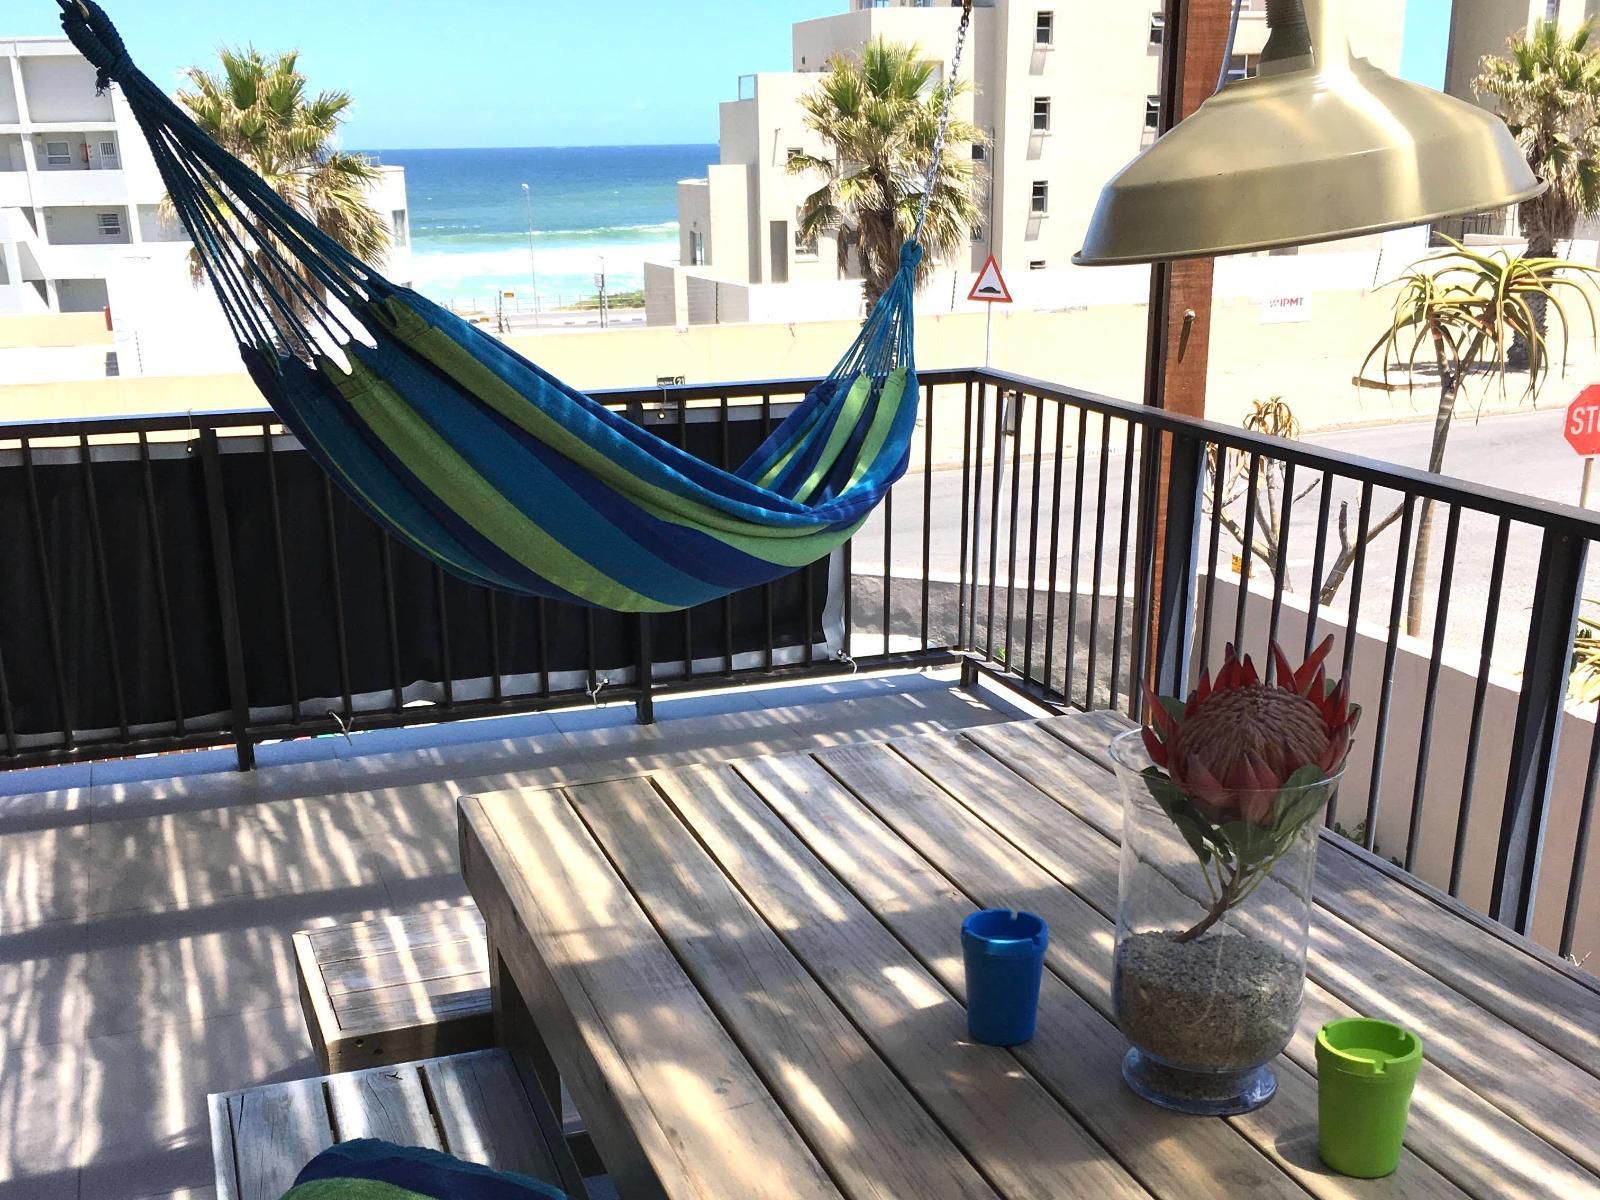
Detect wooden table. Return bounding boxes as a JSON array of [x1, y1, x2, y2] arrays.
[[459, 712, 1600, 1200]]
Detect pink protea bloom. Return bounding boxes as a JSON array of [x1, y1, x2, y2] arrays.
[[1142, 637, 1359, 826]]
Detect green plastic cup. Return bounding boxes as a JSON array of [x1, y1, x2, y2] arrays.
[[1316, 1018, 1424, 1178]]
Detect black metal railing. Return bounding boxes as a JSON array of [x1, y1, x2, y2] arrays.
[[1, 365, 1596, 968]]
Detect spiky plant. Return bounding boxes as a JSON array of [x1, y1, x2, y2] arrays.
[[788, 38, 985, 310], [170, 47, 389, 340], [1360, 239, 1600, 636]]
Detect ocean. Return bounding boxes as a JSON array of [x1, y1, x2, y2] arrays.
[[364, 144, 715, 310]]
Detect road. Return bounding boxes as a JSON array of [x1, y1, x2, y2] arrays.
[[853, 405, 1597, 672]]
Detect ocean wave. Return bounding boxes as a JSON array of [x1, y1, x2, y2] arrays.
[[414, 221, 679, 248], [407, 240, 678, 288]]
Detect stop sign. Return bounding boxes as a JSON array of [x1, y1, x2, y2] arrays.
[[1567, 386, 1600, 456]]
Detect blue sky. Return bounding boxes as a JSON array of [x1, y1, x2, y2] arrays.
[[15, 1, 1457, 148]]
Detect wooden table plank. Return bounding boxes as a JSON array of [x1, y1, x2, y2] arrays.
[[567, 775, 1002, 1200], [306, 906, 486, 962], [938, 729, 1600, 1200], [325, 1063, 442, 1148], [652, 762, 1157, 1200], [460, 791, 844, 1200], [320, 933, 488, 995], [726, 754, 1373, 1200], [225, 1078, 334, 1200]]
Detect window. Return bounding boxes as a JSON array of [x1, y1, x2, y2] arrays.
[[391, 208, 408, 244], [1035, 10, 1053, 47], [794, 225, 819, 258], [971, 143, 986, 161], [96, 211, 123, 237], [1145, 96, 1162, 130], [98, 140, 118, 166], [1149, 12, 1166, 46], [1030, 180, 1049, 214], [785, 147, 804, 163], [44, 140, 71, 167], [1029, 260, 1046, 270], [971, 224, 984, 242], [689, 229, 706, 266], [1032, 97, 1051, 133]]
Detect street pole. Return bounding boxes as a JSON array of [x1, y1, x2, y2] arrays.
[[521, 182, 539, 322], [984, 301, 993, 370], [1584, 457, 1595, 508]]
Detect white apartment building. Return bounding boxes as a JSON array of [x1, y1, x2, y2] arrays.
[[647, 0, 1409, 327], [1, 36, 412, 370]]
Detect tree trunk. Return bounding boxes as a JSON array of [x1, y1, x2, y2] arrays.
[[1508, 226, 1556, 370], [1404, 326, 1483, 636]]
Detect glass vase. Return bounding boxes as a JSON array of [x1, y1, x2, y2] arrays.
[[1108, 729, 1340, 1116]]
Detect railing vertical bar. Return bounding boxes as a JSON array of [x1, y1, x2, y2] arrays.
[[1266, 460, 1295, 669], [956, 380, 974, 649], [679, 394, 693, 680], [1002, 393, 1027, 671], [434, 567, 456, 707], [536, 598, 551, 698], [1023, 394, 1046, 685], [985, 385, 1006, 658], [1561, 698, 1600, 957], [1109, 417, 1138, 712], [763, 392, 776, 671], [920, 381, 934, 652], [1042, 400, 1067, 698], [1086, 413, 1112, 709], [1198, 449, 1225, 670], [20, 438, 75, 748], [486, 590, 503, 702], [379, 536, 404, 711], [200, 430, 255, 770], [636, 614, 655, 725], [967, 382, 987, 652], [1363, 495, 1417, 849], [78, 435, 128, 740], [1451, 516, 1510, 895], [1340, 482, 1375, 685], [1127, 426, 1159, 717], [1064, 408, 1089, 706], [843, 538, 855, 660], [1232, 452, 1262, 655], [0, 629, 13, 756], [1304, 473, 1334, 660], [883, 482, 894, 659], [720, 395, 734, 677], [260, 426, 298, 724], [1406, 504, 1461, 873], [141, 430, 186, 734], [321, 475, 354, 719]]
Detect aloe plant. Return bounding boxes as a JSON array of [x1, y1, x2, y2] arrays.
[[1360, 239, 1600, 636]]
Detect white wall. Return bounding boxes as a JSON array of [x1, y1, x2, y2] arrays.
[[53, 277, 107, 313], [0, 58, 19, 123], [17, 53, 111, 123], [43, 204, 129, 245], [104, 244, 240, 377]]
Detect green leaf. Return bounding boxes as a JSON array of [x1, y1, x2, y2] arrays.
[[1141, 768, 1213, 866], [1218, 820, 1281, 868]]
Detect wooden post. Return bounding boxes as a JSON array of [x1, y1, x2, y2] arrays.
[[1141, 0, 1232, 695]]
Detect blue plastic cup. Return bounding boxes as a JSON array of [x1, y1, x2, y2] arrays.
[[961, 909, 1048, 1046]]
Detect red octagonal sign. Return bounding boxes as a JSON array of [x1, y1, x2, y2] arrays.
[[1568, 386, 1600, 457]]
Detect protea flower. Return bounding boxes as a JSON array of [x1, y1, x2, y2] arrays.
[[1142, 636, 1359, 827]]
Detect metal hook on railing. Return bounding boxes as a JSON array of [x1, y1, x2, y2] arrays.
[[836, 651, 859, 675], [586, 675, 611, 706]]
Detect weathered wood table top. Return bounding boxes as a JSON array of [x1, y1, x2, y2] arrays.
[[459, 712, 1600, 1200]]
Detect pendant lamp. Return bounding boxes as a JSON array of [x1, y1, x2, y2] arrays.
[[1074, 0, 1544, 265]]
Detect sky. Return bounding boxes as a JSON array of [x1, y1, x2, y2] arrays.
[[13, 1, 1460, 149]]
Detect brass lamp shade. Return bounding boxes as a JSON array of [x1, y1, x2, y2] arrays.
[[1074, 0, 1544, 266]]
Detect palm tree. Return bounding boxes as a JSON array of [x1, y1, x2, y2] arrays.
[[171, 48, 389, 337], [788, 38, 984, 309], [1475, 19, 1600, 361]]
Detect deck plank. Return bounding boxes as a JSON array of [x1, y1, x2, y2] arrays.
[[925, 731, 1600, 1200], [716, 761, 1337, 1200], [461, 789, 845, 1200], [568, 775, 1003, 1200]]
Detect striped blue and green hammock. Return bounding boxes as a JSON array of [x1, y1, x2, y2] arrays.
[[59, 0, 966, 614]]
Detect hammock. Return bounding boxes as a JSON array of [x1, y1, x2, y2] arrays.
[[59, 0, 974, 613]]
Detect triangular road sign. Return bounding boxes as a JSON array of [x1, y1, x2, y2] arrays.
[[968, 255, 1013, 304]]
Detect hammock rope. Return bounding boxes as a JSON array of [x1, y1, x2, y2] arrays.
[[58, 0, 975, 614]]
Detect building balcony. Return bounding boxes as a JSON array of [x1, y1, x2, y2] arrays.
[[0, 367, 1596, 1195], [30, 166, 129, 207], [0, 170, 30, 207]]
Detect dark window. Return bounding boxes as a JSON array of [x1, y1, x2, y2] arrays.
[[1150, 13, 1166, 45], [1035, 11, 1054, 46], [1033, 98, 1051, 132], [1029, 260, 1046, 270], [1031, 181, 1048, 214], [1145, 96, 1161, 130]]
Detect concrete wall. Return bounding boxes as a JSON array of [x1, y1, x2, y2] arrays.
[[16, 53, 110, 123], [43, 204, 128, 245], [0, 57, 18, 123], [1203, 573, 1599, 967], [53, 277, 107, 313], [0, 311, 107, 348]]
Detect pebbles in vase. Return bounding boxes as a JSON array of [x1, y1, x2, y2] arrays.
[[1115, 929, 1303, 1073]]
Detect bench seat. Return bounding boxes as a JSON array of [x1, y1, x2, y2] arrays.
[[209, 1048, 586, 1199]]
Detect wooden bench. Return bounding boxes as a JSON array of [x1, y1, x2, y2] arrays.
[[294, 905, 494, 1073], [209, 1048, 589, 1199]]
